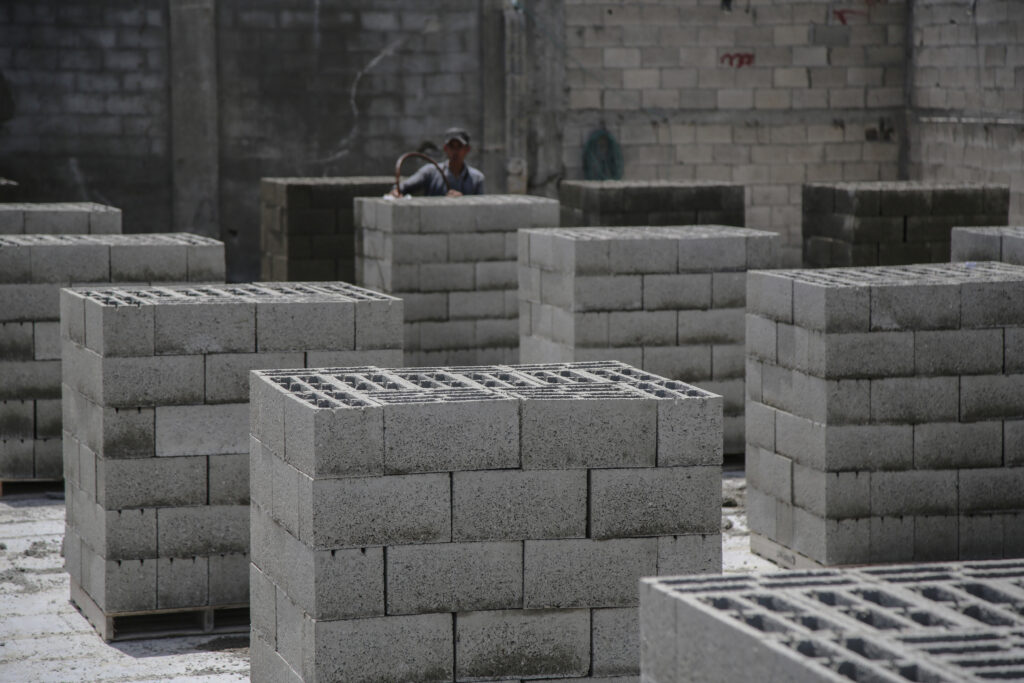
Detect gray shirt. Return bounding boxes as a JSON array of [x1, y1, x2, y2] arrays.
[[398, 160, 485, 196]]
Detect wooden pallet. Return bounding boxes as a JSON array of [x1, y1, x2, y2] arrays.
[[0, 478, 63, 498], [70, 580, 249, 641]]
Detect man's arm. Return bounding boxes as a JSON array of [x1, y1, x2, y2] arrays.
[[395, 163, 436, 196]]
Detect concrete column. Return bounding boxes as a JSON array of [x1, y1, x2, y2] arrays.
[[504, 4, 529, 194], [169, 0, 219, 238]]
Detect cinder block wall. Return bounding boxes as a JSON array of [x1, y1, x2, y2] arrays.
[[641, 560, 1024, 683], [259, 177, 393, 282], [746, 261, 1024, 567], [519, 225, 778, 454], [558, 180, 745, 228], [249, 361, 722, 683], [909, 1, 1024, 225], [0, 233, 223, 484], [0, 203, 122, 234], [803, 181, 1010, 267], [355, 195, 560, 367], [563, 0, 907, 259], [953, 226, 1024, 264], [60, 282, 402, 640]]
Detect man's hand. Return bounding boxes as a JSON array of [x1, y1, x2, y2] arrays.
[[446, 189, 463, 197], [388, 187, 403, 198]]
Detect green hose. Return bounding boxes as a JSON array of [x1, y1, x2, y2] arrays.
[[582, 128, 623, 181]]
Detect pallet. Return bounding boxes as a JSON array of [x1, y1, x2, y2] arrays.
[[0, 478, 63, 498], [70, 580, 249, 642]]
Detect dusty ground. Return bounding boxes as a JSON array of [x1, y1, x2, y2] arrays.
[[0, 474, 776, 682]]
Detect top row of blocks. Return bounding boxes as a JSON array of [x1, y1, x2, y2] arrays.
[[260, 177, 394, 209], [0, 203, 122, 234], [804, 182, 1010, 218], [355, 196, 560, 234], [559, 181, 745, 214]]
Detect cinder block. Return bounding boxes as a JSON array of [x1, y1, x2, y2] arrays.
[[871, 470, 957, 516], [155, 403, 249, 457], [205, 352, 305, 404], [156, 504, 249, 557], [154, 302, 255, 355], [157, 556, 209, 609], [451, 469, 587, 541], [455, 609, 590, 681], [592, 607, 640, 677], [523, 538, 657, 609], [590, 467, 720, 539], [96, 455, 207, 510], [209, 553, 249, 605], [656, 533, 721, 575], [386, 541, 522, 615]]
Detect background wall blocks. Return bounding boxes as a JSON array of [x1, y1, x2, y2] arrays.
[[355, 194, 560, 367], [250, 360, 722, 682], [0, 203, 122, 235], [746, 261, 1024, 567], [803, 181, 1010, 268], [60, 281, 403, 639], [259, 177, 394, 283], [642, 560, 1024, 683], [0, 233, 224, 483], [520, 225, 779, 454], [558, 180, 745, 229]]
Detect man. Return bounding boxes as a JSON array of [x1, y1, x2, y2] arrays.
[[390, 127, 485, 197]]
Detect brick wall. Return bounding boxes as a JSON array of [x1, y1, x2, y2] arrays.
[[908, 0, 1024, 224], [0, 1, 171, 232], [562, 0, 906, 258]]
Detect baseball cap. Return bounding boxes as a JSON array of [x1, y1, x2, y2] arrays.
[[443, 127, 470, 145]]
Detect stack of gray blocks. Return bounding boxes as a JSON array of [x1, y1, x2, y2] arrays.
[[260, 177, 394, 282], [518, 225, 779, 454], [249, 360, 722, 683], [60, 282, 402, 641], [558, 181, 745, 228], [0, 233, 224, 484], [641, 559, 1024, 683], [0, 202, 122, 234], [355, 195, 560, 367], [746, 261, 1024, 568], [952, 226, 1024, 264], [803, 181, 1010, 268]]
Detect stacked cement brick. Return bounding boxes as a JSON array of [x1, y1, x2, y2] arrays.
[[355, 195, 560, 366], [60, 282, 402, 640], [558, 180, 744, 228], [249, 360, 722, 682], [519, 225, 779, 454], [803, 181, 1010, 267], [0, 233, 224, 485], [642, 559, 1024, 683], [0, 202, 122, 234], [746, 261, 1024, 568], [952, 226, 1024, 265], [260, 177, 393, 282]]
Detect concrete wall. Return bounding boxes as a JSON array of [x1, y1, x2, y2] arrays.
[[908, 0, 1024, 223]]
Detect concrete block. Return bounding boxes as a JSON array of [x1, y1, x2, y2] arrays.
[[961, 374, 1024, 421], [913, 421, 1002, 469], [678, 236, 746, 272], [611, 310, 677, 346], [96, 455, 206, 510], [386, 541, 522, 615], [870, 376, 959, 423], [85, 553, 157, 613], [962, 279, 1024, 328], [452, 469, 586, 541], [209, 553, 249, 605], [155, 403, 249, 457], [250, 563, 277, 647], [102, 507, 158, 560], [0, 283, 58, 322], [959, 468, 1024, 512], [0, 359, 61, 400], [257, 300, 354, 352], [313, 613, 452, 683], [97, 354, 205, 408], [870, 282, 960, 331], [110, 244, 188, 281], [0, 399, 33, 438], [678, 308, 744, 344], [641, 345, 712, 382], [303, 473, 450, 549], [746, 271, 792, 323], [656, 533, 721, 575], [157, 504, 249, 557], [33, 321, 61, 361], [871, 470, 958, 516], [154, 302, 254, 355], [913, 515, 959, 562], [574, 275, 643, 312], [745, 314, 777, 363], [59, 290, 85, 345], [284, 397, 383, 478], [520, 395, 656, 469], [711, 271, 746, 308], [23, 206, 89, 234], [157, 556, 208, 609], [915, 329, 1003, 376], [643, 273, 711, 311], [592, 607, 640, 677], [30, 242, 110, 283], [590, 467, 721, 539], [792, 279, 870, 333], [524, 538, 657, 609], [205, 352, 305, 404], [791, 465, 871, 519], [0, 322, 34, 361], [456, 609, 590, 681]]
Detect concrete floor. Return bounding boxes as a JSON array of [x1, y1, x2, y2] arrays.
[[0, 474, 777, 682]]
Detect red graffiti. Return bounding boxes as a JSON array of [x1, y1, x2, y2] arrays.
[[833, 8, 867, 24], [720, 53, 755, 68]]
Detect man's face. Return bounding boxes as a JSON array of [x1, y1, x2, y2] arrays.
[[444, 139, 470, 164]]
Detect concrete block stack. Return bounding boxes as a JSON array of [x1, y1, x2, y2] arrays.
[[803, 181, 1010, 267], [746, 261, 1024, 568], [0, 233, 224, 486], [952, 226, 1024, 265], [0, 202, 122, 234], [558, 180, 745, 229], [519, 225, 780, 454], [249, 360, 722, 682], [641, 559, 1024, 683], [355, 195, 560, 367], [260, 177, 394, 282], [60, 281, 402, 640]]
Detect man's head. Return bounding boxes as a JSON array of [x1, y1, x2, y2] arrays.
[[443, 127, 471, 167]]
